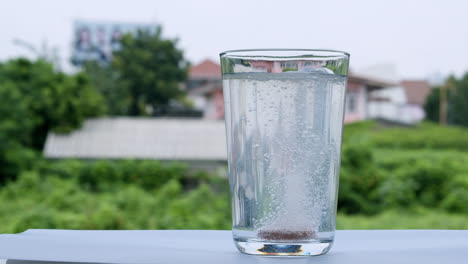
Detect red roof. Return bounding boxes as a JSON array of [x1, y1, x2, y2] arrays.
[[189, 59, 221, 79], [400, 80, 432, 105]]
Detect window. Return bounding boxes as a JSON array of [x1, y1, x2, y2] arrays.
[[346, 92, 358, 113], [280, 62, 298, 69], [303, 61, 320, 67]]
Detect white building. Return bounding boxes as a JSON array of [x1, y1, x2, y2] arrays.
[[368, 80, 432, 124]]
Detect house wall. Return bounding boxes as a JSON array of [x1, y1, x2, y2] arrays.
[[205, 89, 224, 120], [344, 80, 367, 123], [367, 86, 425, 124], [368, 102, 424, 124], [207, 79, 371, 123], [192, 71, 381, 123]]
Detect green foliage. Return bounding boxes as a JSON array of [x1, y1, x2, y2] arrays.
[[0, 80, 37, 181], [0, 81, 34, 146], [337, 209, 468, 229], [339, 138, 383, 214], [440, 174, 468, 213], [424, 74, 468, 126], [0, 161, 230, 233], [450, 74, 468, 126], [0, 59, 105, 139], [337, 121, 468, 215], [83, 62, 131, 115], [112, 28, 189, 115], [39, 160, 187, 192], [424, 87, 441, 123], [376, 150, 468, 210], [0, 58, 105, 181], [344, 121, 468, 151], [1, 121, 468, 232], [281, 67, 298, 72], [371, 122, 468, 150], [342, 120, 375, 141]]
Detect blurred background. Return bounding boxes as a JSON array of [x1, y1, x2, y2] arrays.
[[1, 0, 467, 233]]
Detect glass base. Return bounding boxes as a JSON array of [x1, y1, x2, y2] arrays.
[[234, 240, 333, 256]]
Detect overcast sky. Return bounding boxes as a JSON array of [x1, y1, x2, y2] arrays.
[[1, 0, 467, 79]]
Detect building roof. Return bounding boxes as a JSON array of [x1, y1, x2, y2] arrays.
[[189, 59, 221, 79], [348, 72, 397, 88], [400, 80, 432, 105], [43, 118, 227, 161]]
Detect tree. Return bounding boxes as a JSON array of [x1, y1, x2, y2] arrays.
[[0, 58, 106, 150], [83, 62, 131, 115], [0, 81, 37, 181], [449, 74, 468, 126], [424, 74, 468, 127], [424, 87, 441, 123], [112, 28, 189, 116], [0, 58, 106, 181]]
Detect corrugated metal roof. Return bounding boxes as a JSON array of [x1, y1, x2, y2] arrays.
[[43, 118, 227, 160]]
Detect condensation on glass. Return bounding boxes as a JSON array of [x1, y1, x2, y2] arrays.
[[220, 49, 350, 256]]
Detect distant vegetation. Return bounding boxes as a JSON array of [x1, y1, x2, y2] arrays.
[[0, 58, 104, 182], [425, 73, 468, 127], [83, 28, 189, 116], [0, 28, 188, 183], [340, 121, 468, 215], [0, 121, 467, 233], [0, 161, 230, 233]]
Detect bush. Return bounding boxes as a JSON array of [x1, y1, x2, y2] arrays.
[[375, 149, 468, 212], [338, 137, 383, 214], [440, 174, 468, 213], [38, 160, 189, 192], [343, 120, 468, 151], [337, 209, 468, 229], [0, 58, 105, 182], [1, 121, 468, 232], [0, 163, 231, 233], [371, 122, 468, 150], [338, 121, 468, 216]]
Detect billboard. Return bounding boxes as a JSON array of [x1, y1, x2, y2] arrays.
[[71, 20, 157, 66]]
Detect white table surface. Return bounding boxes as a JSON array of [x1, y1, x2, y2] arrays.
[[0, 230, 467, 264]]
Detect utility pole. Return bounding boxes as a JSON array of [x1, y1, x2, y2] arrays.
[[439, 83, 447, 125]]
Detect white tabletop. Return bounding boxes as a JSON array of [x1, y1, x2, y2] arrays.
[[0, 230, 467, 264]]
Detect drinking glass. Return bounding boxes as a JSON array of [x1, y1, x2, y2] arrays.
[[220, 49, 350, 256]]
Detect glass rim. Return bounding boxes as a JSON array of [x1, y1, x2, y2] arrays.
[[220, 49, 350, 58]]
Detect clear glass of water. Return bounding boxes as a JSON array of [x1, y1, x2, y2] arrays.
[[220, 49, 350, 256]]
